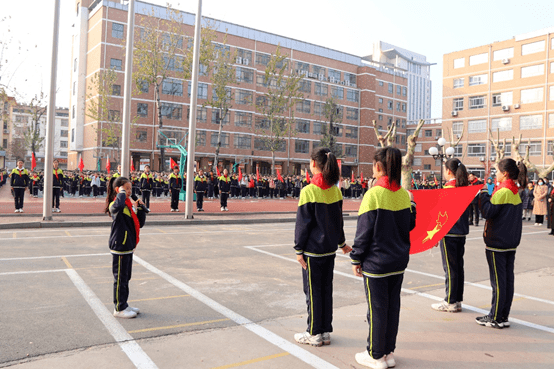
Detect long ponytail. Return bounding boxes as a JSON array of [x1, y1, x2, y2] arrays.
[[374, 147, 402, 187], [445, 158, 469, 187], [517, 161, 528, 188]]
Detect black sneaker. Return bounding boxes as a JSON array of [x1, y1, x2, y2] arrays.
[[498, 317, 510, 328], [475, 315, 503, 329]]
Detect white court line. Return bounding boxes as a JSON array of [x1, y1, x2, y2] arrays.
[[245, 246, 554, 335], [466, 230, 548, 241], [65, 269, 158, 369], [0, 269, 67, 276], [134, 256, 339, 369], [0, 253, 110, 261]]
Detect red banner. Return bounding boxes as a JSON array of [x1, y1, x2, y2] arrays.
[[106, 156, 111, 173], [256, 166, 260, 182], [78, 156, 84, 172], [409, 186, 481, 254], [351, 171, 355, 183], [277, 169, 283, 182], [170, 157, 177, 169], [238, 167, 242, 182], [306, 171, 310, 184], [31, 153, 37, 171], [131, 160, 135, 172]]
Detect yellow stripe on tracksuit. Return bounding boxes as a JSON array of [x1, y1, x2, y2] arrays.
[[365, 277, 374, 358], [493, 253, 500, 320], [308, 257, 314, 335], [443, 240, 452, 303], [116, 256, 122, 312]]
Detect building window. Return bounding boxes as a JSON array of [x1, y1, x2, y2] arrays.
[[413, 158, 422, 166], [388, 83, 393, 93], [71, 128, 75, 142], [378, 98, 383, 104], [110, 58, 122, 71], [295, 139, 310, 153], [328, 69, 340, 81], [255, 52, 270, 66], [312, 122, 322, 135], [59, 141, 68, 148], [492, 69, 513, 83], [345, 126, 358, 139], [522, 40, 545, 55], [453, 57, 465, 69], [60, 130, 68, 137], [187, 82, 208, 99], [550, 86, 554, 101], [519, 114, 543, 130], [469, 95, 486, 109], [111, 84, 121, 96], [469, 74, 487, 86], [453, 78, 464, 88], [296, 100, 311, 114], [453, 98, 463, 111], [73, 81, 76, 95], [136, 131, 147, 142], [314, 82, 328, 97], [469, 52, 488, 66], [137, 103, 148, 117], [415, 143, 422, 152], [138, 80, 149, 93], [467, 143, 486, 157], [519, 141, 541, 156], [211, 110, 230, 125], [346, 89, 359, 102], [236, 48, 252, 65], [331, 86, 344, 100], [520, 87, 543, 104], [493, 47, 514, 61], [491, 117, 512, 131], [196, 107, 208, 123], [549, 113, 554, 128], [492, 93, 502, 106], [453, 145, 463, 157], [74, 58, 77, 72], [160, 103, 182, 120], [396, 85, 401, 95], [346, 107, 358, 120], [235, 67, 254, 84], [468, 119, 486, 133], [491, 142, 511, 157], [378, 115, 383, 121], [210, 132, 229, 148], [402, 87, 407, 96], [423, 164, 431, 170], [61, 119, 69, 127], [331, 124, 343, 137], [296, 119, 310, 134], [402, 103, 406, 112], [344, 145, 357, 158], [112, 23, 124, 39], [521, 64, 544, 78], [396, 102, 400, 111], [235, 89, 252, 105], [313, 102, 324, 116], [108, 110, 121, 122], [424, 130, 432, 137], [235, 111, 252, 128], [299, 80, 312, 93], [388, 100, 393, 110], [234, 134, 251, 149], [162, 79, 183, 96], [196, 130, 206, 146]]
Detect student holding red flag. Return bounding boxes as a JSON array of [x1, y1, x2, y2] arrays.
[[52, 159, 65, 213], [476, 158, 527, 329], [431, 158, 469, 313], [350, 147, 416, 369]]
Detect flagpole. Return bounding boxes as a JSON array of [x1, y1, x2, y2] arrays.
[[120, 0, 135, 178]]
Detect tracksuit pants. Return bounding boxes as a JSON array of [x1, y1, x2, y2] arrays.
[[439, 236, 466, 304], [469, 202, 480, 225], [141, 190, 151, 209], [486, 249, 516, 321], [52, 188, 61, 209], [13, 188, 25, 210], [220, 192, 228, 208], [112, 253, 133, 312], [363, 273, 403, 360], [302, 254, 335, 335], [170, 188, 180, 210], [196, 191, 204, 210]]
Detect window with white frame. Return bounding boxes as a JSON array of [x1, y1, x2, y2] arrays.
[[415, 143, 422, 152], [453, 58, 465, 68], [549, 113, 554, 128], [210, 132, 229, 148], [469, 52, 488, 66], [235, 111, 252, 128], [519, 114, 543, 130], [493, 69, 513, 82], [469, 95, 486, 109], [501, 91, 513, 105], [112, 23, 124, 39], [234, 134, 251, 150], [550, 85, 554, 101], [521, 64, 544, 78], [296, 119, 310, 134], [452, 122, 463, 136], [453, 98, 464, 111], [520, 87, 543, 104], [491, 142, 512, 156], [491, 117, 512, 131], [413, 158, 422, 166], [492, 93, 502, 106], [453, 78, 464, 88], [548, 141, 554, 156], [467, 144, 486, 157], [519, 141, 541, 156], [493, 47, 514, 61], [453, 145, 463, 157], [469, 74, 487, 86], [521, 40, 545, 55], [468, 119, 487, 133]]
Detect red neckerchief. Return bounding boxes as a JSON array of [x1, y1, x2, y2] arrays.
[[445, 179, 456, 188], [470, 178, 479, 185], [311, 173, 332, 190], [18, 168, 22, 176], [54, 169, 59, 181], [493, 179, 518, 196], [125, 197, 140, 246], [375, 176, 401, 192]]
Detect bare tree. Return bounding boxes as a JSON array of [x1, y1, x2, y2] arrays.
[[22, 92, 46, 160], [318, 96, 343, 157]]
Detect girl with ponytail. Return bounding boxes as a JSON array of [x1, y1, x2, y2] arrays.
[[293, 147, 351, 347], [431, 158, 469, 314], [476, 158, 526, 329], [106, 176, 148, 319]]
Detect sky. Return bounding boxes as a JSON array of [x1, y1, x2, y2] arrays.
[[1, 0, 554, 118]]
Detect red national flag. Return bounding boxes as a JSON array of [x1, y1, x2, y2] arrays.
[[216, 167, 221, 177], [170, 157, 177, 169], [409, 186, 481, 254], [78, 155, 84, 172], [337, 159, 342, 188], [31, 152, 37, 170], [106, 156, 111, 173], [306, 171, 310, 184], [277, 169, 283, 182], [131, 160, 135, 172], [256, 167, 260, 182], [351, 171, 355, 183], [238, 167, 243, 182], [360, 172, 364, 183]]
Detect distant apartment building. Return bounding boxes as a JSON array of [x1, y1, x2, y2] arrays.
[[407, 118, 444, 181], [443, 28, 554, 179], [69, 0, 413, 175]]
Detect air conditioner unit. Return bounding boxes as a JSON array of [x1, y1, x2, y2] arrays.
[[243, 58, 249, 65], [514, 103, 520, 109], [502, 58, 510, 64], [451, 111, 458, 116], [318, 74, 325, 80], [502, 105, 510, 111], [236, 57, 242, 64]]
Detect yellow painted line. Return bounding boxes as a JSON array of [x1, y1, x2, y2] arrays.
[[62, 257, 73, 269], [128, 318, 230, 334], [211, 352, 290, 369], [104, 294, 190, 305], [157, 228, 167, 233], [75, 265, 112, 270], [410, 283, 445, 290], [12, 232, 16, 239], [65, 230, 71, 237]]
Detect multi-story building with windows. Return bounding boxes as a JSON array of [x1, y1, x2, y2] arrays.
[[443, 27, 554, 179], [69, 0, 411, 175]]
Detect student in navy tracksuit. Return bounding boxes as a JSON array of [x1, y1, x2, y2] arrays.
[[294, 147, 351, 347], [219, 169, 231, 211], [194, 169, 207, 211], [168, 166, 182, 212], [140, 165, 153, 210], [105, 176, 147, 319], [432, 158, 470, 313], [351, 147, 416, 369], [476, 158, 527, 329], [10, 160, 29, 213]]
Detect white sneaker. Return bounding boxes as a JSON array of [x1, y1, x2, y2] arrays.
[[56, 208, 61, 213], [175, 209, 179, 212], [221, 207, 225, 211], [535, 223, 540, 226], [456, 301, 462, 312], [385, 352, 396, 368], [113, 307, 137, 319], [355, 350, 387, 369], [322, 332, 331, 345], [170, 209, 175, 212], [431, 300, 458, 313], [14, 209, 19, 213], [128, 306, 140, 314], [294, 332, 322, 347], [224, 207, 229, 211], [19, 209, 23, 213]]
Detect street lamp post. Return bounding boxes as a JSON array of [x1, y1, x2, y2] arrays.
[[429, 137, 455, 187]]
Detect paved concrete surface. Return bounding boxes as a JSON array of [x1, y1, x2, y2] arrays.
[[0, 221, 553, 368]]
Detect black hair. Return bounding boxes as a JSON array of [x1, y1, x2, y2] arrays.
[[173, 165, 179, 170], [445, 158, 469, 187], [373, 147, 402, 187], [311, 147, 340, 186], [498, 158, 527, 188], [104, 176, 131, 215]]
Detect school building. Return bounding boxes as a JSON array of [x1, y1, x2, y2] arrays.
[[68, 0, 437, 176]]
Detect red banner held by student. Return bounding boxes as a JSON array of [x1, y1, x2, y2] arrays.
[[78, 155, 84, 172], [277, 169, 283, 182], [217, 167, 221, 177], [351, 171, 355, 183], [170, 157, 177, 169], [306, 171, 310, 184], [409, 186, 481, 254], [360, 172, 364, 183], [106, 156, 111, 173], [238, 167, 242, 182], [31, 152, 37, 171], [256, 166, 260, 182], [131, 160, 135, 172]]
